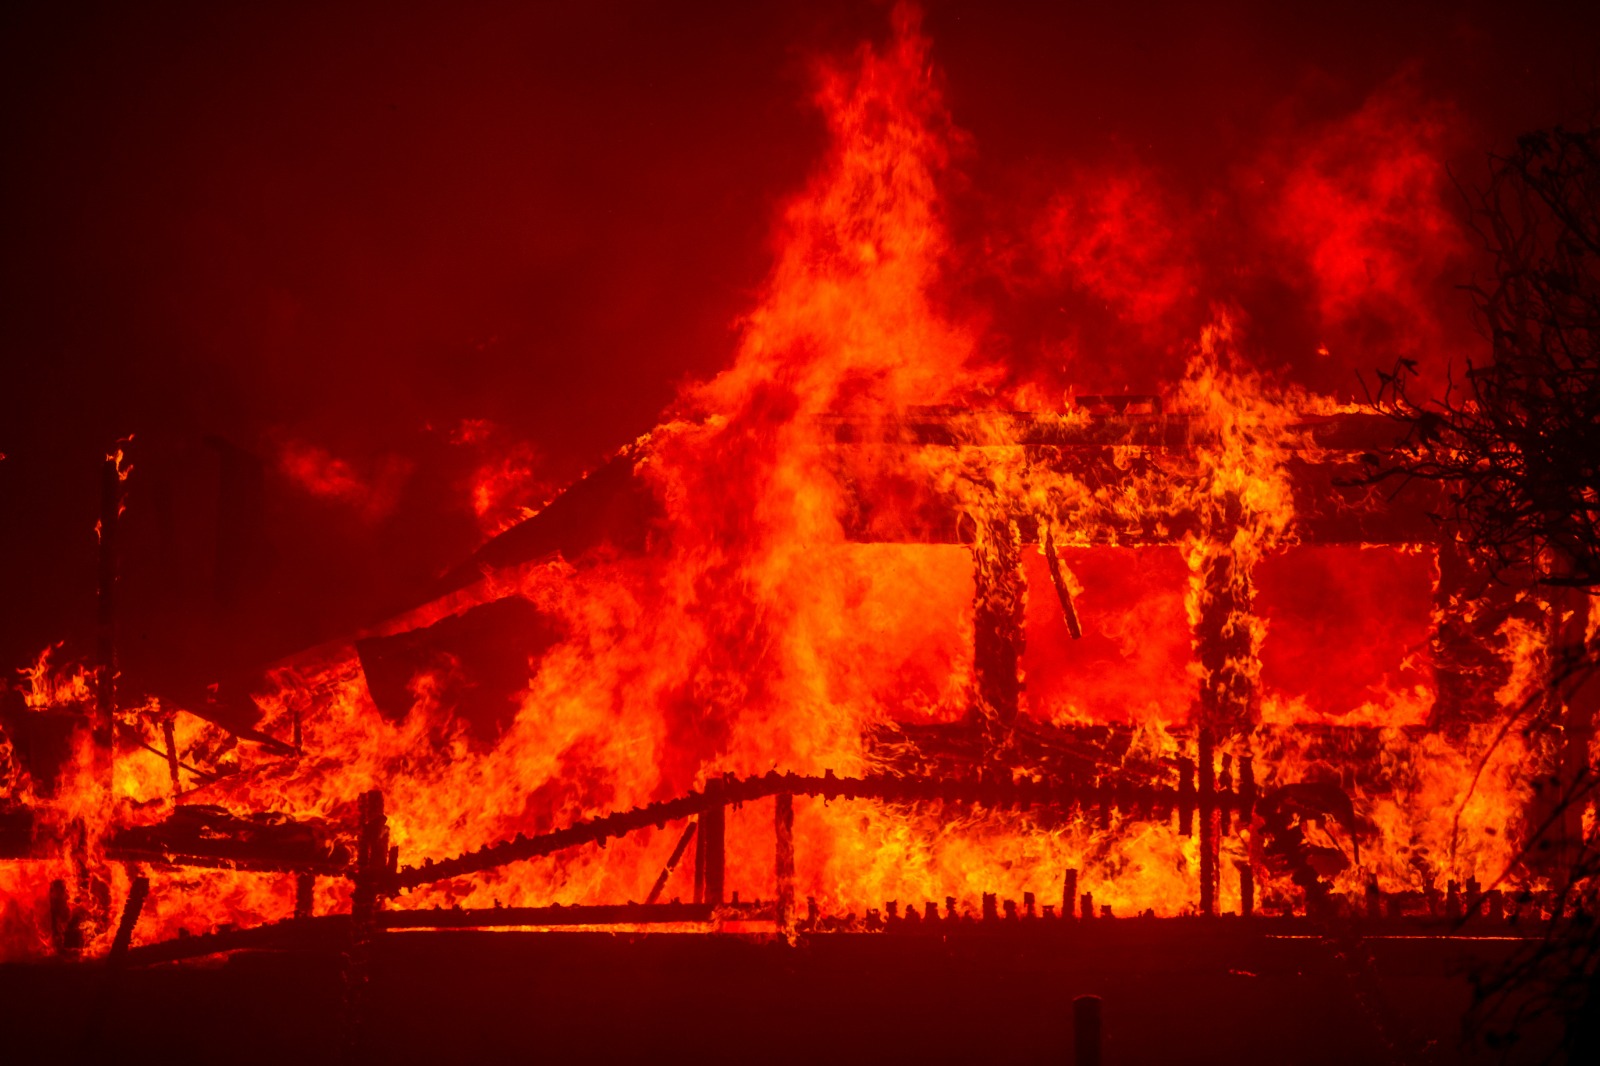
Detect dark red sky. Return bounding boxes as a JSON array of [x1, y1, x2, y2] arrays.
[[2, 1, 1595, 696]]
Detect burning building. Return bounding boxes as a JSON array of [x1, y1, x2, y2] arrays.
[[1, 4, 1596, 1063]]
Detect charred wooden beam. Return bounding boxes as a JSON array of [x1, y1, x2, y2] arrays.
[[1040, 526, 1083, 640], [109, 805, 351, 876], [645, 820, 697, 906], [380, 902, 715, 929], [109, 875, 150, 959], [121, 914, 349, 967], [161, 717, 182, 795]]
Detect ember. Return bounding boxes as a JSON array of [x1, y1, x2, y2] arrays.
[[3, 2, 1597, 1062]]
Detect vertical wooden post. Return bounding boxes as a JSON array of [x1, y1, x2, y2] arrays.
[[1192, 491, 1259, 919], [692, 811, 706, 904], [774, 793, 795, 931], [346, 789, 387, 1060], [972, 515, 1025, 739], [79, 454, 123, 931], [1062, 868, 1078, 919], [1199, 730, 1216, 917], [1237, 860, 1254, 919], [1073, 995, 1103, 1066], [697, 778, 726, 907], [95, 455, 119, 779]]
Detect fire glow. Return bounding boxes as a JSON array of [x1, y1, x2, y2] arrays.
[[0, 6, 1573, 960]]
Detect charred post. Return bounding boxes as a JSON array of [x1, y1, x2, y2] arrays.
[[972, 515, 1024, 737], [95, 454, 119, 778], [1198, 730, 1216, 917], [1192, 501, 1261, 741], [161, 716, 181, 796], [345, 789, 388, 1059], [1062, 868, 1078, 919], [698, 778, 727, 906], [775, 793, 795, 930], [1074, 995, 1104, 1066], [109, 875, 150, 959]]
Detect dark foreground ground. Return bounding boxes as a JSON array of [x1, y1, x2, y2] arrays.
[[0, 921, 1573, 1064]]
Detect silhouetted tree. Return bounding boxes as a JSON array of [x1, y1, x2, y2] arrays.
[[1368, 123, 1600, 1062]]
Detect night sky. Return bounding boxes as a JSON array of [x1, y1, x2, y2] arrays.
[[2, 1, 1595, 700]]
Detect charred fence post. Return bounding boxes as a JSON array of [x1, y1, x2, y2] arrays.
[[775, 792, 795, 931], [1073, 994, 1103, 1066], [1062, 868, 1078, 920], [1237, 860, 1253, 919]]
